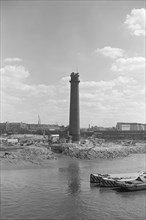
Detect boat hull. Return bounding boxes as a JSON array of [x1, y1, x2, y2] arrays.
[[90, 172, 145, 188], [117, 183, 146, 191], [90, 174, 120, 187]]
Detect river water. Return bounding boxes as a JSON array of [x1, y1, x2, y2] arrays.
[[1, 154, 146, 220]]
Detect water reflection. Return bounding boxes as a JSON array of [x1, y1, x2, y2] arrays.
[[115, 188, 146, 198], [67, 162, 81, 195], [57, 161, 82, 220]]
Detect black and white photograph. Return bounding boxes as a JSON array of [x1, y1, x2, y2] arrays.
[[0, 0, 146, 219]]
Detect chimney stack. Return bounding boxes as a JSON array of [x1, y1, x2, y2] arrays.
[[69, 72, 80, 142]]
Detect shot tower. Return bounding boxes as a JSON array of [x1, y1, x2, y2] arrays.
[[69, 72, 80, 142]]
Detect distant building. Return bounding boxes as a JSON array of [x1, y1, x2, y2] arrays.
[[0, 123, 6, 133], [7, 138, 19, 144], [88, 126, 114, 131], [116, 122, 146, 131], [27, 124, 60, 132], [27, 124, 41, 132], [0, 122, 62, 134], [3, 122, 28, 133]]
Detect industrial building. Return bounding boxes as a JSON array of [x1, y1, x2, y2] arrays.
[[116, 122, 146, 131]]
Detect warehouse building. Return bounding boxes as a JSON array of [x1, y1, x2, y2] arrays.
[[116, 122, 146, 131]]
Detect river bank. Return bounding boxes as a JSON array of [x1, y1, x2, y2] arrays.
[[0, 141, 146, 169], [0, 144, 57, 169], [60, 141, 146, 159]]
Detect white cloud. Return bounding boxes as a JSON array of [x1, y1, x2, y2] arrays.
[[59, 76, 70, 84], [111, 57, 145, 73], [79, 68, 145, 126], [0, 65, 58, 122], [1, 65, 29, 80], [80, 76, 137, 100], [81, 80, 114, 90], [1, 65, 56, 96], [4, 58, 23, 62], [95, 46, 125, 59], [0, 65, 71, 124], [1, 91, 21, 105], [124, 8, 146, 36]]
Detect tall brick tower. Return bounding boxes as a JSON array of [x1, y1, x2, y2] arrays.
[[69, 72, 80, 142]]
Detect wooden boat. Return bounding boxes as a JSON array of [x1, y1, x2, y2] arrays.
[[117, 182, 146, 191], [90, 171, 145, 187], [117, 174, 146, 191]]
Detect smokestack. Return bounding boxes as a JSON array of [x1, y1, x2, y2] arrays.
[[38, 115, 41, 125], [69, 72, 80, 142]]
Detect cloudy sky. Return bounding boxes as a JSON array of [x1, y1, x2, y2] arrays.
[[1, 0, 145, 127]]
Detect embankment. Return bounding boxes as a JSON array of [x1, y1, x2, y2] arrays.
[[0, 145, 57, 168], [1, 141, 146, 168], [51, 142, 146, 159]]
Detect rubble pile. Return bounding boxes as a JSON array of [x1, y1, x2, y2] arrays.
[[60, 141, 146, 159], [0, 146, 56, 165], [19, 147, 56, 162]]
